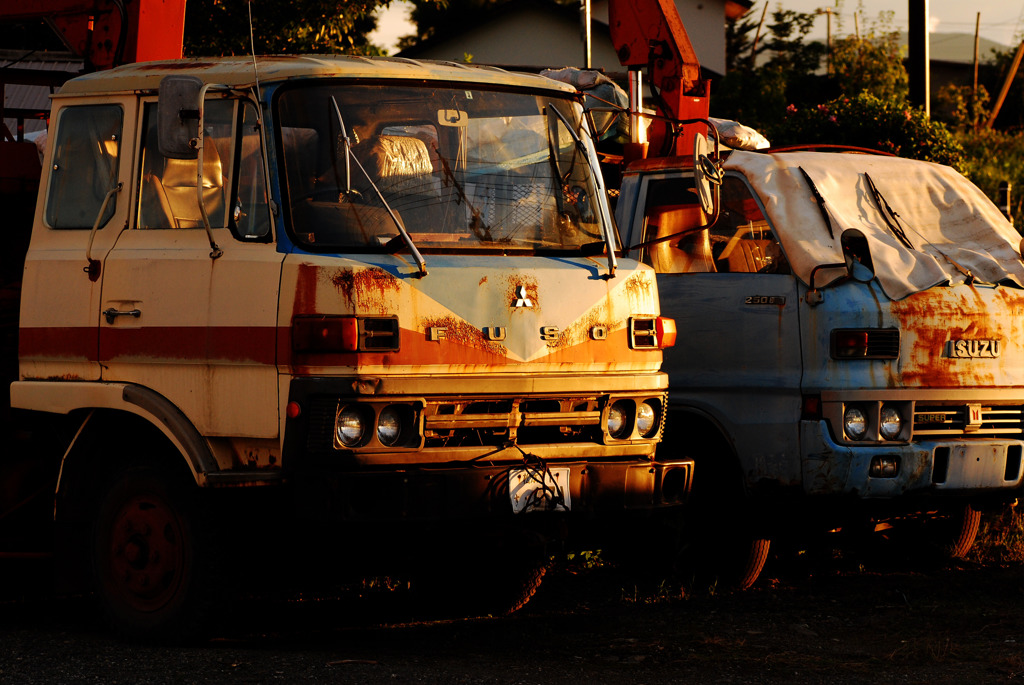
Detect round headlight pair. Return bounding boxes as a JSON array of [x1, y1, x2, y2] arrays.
[[607, 400, 660, 439], [843, 404, 903, 441], [336, 404, 412, 448]]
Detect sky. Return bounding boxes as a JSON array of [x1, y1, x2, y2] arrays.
[[369, 0, 1023, 55]]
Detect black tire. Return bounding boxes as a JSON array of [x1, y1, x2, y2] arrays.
[[935, 505, 982, 559], [681, 448, 770, 590], [411, 531, 550, 618], [730, 536, 771, 590], [91, 464, 215, 643]]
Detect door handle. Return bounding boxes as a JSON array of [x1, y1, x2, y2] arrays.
[[103, 307, 141, 325]]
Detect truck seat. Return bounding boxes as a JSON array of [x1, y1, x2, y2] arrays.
[[139, 139, 225, 229], [644, 203, 715, 274]]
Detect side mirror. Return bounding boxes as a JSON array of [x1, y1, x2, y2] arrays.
[[693, 133, 717, 217], [158, 75, 203, 159]]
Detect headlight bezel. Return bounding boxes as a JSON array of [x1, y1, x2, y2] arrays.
[[843, 405, 869, 441], [879, 404, 903, 441], [335, 404, 372, 448]]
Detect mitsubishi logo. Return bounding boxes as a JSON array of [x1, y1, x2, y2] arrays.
[[513, 285, 533, 308]]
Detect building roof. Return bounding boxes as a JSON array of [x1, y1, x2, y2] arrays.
[[1, 50, 82, 134], [901, 32, 1011, 66]]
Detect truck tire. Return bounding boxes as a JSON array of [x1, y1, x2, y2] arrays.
[[730, 536, 771, 590], [411, 530, 550, 618], [91, 464, 216, 642], [935, 505, 982, 559]]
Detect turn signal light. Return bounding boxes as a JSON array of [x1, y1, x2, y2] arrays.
[[293, 316, 358, 352], [833, 330, 869, 358], [656, 316, 677, 348]]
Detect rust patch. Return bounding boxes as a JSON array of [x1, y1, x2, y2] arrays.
[[891, 286, 1024, 388], [292, 263, 319, 315], [623, 271, 654, 306], [331, 267, 402, 315], [421, 315, 508, 357], [504, 274, 540, 312], [555, 306, 616, 350]]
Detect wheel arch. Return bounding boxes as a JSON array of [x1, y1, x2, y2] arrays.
[[659, 405, 750, 498], [11, 381, 218, 514]]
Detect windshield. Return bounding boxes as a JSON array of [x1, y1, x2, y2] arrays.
[[276, 83, 607, 252]]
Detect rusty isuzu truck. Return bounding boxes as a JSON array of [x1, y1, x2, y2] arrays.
[[0, 56, 688, 638], [616, 146, 1024, 587]]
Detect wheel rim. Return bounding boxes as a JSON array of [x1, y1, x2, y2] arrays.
[[105, 493, 187, 613]]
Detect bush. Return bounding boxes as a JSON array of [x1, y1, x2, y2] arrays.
[[766, 93, 965, 171]]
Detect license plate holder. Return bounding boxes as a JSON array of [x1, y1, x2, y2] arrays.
[[509, 466, 570, 514]]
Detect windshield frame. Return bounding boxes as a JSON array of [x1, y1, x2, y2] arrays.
[[272, 78, 615, 259]]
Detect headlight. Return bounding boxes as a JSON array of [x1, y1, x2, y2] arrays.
[[879, 405, 903, 440], [844, 406, 868, 441], [377, 405, 403, 446], [336, 405, 368, 447], [607, 400, 631, 439], [636, 400, 658, 438]]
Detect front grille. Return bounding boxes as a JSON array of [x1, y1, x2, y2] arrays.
[[913, 404, 1024, 439], [304, 393, 664, 455]]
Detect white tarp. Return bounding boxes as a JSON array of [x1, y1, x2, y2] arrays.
[[725, 151, 1024, 300]]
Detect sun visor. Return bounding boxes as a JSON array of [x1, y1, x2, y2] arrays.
[[725, 151, 1024, 300]]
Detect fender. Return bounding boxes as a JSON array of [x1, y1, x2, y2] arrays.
[[12, 380, 218, 485]]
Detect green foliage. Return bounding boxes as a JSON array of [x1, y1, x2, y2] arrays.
[[971, 505, 1024, 565], [715, 3, 962, 170], [937, 83, 992, 132], [956, 128, 1024, 223], [770, 93, 965, 170], [183, 0, 400, 56], [830, 29, 907, 101]]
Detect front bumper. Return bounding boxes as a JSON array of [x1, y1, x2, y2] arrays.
[[802, 420, 1024, 499], [290, 457, 693, 522]]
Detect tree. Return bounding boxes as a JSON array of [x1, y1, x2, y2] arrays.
[[398, 0, 576, 51], [772, 93, 965, 170], [713, 6, 828, 134], [184, 0, 424, 57], [713, 3, 960, 168], [829, 24, 907, 102]]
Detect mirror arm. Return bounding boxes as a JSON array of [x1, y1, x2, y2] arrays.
[[805, 262, 848, 306], [194, 83, 225, 259], [84, 182, 123, 281]]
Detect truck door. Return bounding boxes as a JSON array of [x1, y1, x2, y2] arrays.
[[20, 99, 134, 382], [97, 98, 281, 438], [631, 173, 804, 486]]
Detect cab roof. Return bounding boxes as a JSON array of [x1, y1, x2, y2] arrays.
[[55, 55, 577, 97]]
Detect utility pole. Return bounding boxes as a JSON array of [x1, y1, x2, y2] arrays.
[[908, 0, 930, 115], [581, 0, 592, 69], [816, 7, 834, 74]]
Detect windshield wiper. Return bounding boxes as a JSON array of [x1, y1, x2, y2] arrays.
[[863, 172, 914, 250], [546, 104, 617, 277], [798, 166, 835, 240], [330, 96, 427, 277]]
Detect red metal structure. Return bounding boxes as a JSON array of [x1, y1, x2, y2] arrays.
[[0, 0, 185, 71], [606, 0, 709, 157]]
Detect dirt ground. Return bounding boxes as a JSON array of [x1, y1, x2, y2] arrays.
[[2, 530, 1024, 685]]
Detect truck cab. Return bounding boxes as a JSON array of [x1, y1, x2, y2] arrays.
[[3, 56, 689, 638], [617, 147, 1024, 586]]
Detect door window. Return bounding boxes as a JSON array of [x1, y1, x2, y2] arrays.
[[44, 104, 123, 229], [136, 100, 232, 230], [640, 175, 789, 275]]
